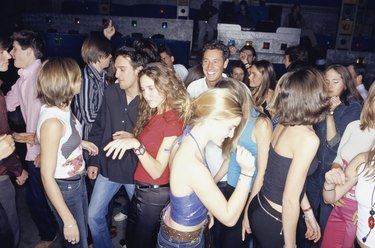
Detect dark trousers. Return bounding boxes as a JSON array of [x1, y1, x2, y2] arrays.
[[0, 176, 19, 247], [0, 201, 14, 248], [212, 181, 227, 248], [27, 161, 57, 241], [249, 193, 283, 248], [221, 184, 251, 248], [302, 174, 333, 248], [126, 185, 170, 248]]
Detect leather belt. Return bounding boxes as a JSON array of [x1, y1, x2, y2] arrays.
[[161, 221, 201, 243], [136, 182, 169, 189]]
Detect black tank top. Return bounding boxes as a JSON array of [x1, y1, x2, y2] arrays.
[[261, 145, 318, 205]]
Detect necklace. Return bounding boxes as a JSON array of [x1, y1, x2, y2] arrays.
[[362, 184, 375, 243]]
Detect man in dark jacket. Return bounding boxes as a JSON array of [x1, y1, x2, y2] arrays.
[[87, 45, 154, 248]]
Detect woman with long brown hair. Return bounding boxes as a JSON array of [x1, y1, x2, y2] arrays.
[[104, 62, 189, 247]]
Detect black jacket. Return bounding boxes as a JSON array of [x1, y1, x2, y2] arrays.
[[88, 84, 139, 184]]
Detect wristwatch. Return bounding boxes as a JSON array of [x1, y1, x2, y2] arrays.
[[133, 143, 146, 156], [329, 110, 334, 116]]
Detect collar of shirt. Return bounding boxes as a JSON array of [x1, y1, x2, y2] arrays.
[[87, 64, 107, 85], [18, 59, 42, 81]]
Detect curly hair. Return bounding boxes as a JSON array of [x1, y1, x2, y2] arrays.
[[133, 63, 190, 136], [202, 40, 230, 61]]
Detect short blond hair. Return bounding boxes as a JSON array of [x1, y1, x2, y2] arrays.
[[37, 57, 81, 108]]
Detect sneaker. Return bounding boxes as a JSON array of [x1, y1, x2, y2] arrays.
[[114, 212, 128, 222]]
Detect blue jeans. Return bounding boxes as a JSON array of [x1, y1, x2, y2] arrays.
[[27, 161, 57, 241], [156, 225, 205, 248], [88, 174, 135, 248], [49, 174, 88, 248]]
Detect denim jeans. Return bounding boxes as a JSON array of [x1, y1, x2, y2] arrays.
[[156, 224, 205, 248], [49, 174, 88, 248], [27, 161, 57, 241], [88, 174, 135, 248]]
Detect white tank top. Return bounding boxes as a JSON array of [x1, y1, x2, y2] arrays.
[[355, 168, 375, 247], [37, 105, 85, 179]]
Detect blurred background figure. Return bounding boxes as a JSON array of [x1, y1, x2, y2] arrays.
[[196, 0, 219, 51]]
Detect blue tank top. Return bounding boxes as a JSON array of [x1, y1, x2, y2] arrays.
[[227, 114, 258, 191], [169, 127, 209, 226]]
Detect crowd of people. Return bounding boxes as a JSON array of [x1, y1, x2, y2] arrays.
[[0, 16, 374, 248]]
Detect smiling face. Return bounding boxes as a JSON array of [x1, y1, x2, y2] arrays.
[[114, 56, 141, 90], [202, 49, 228, 87], [208, 116, 241, 146], [140, 75, 165, 111], [325, 69, 346, 98]]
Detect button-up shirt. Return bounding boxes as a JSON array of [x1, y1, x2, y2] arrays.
[[6, 59, 42, 161], [74, 64, 107, 140]]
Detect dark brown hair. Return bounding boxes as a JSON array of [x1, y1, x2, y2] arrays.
[[250, 60, 276, 107], [276, 67, 329, 125], [325, 64, 362, 104], [11, 30, 44, 59]]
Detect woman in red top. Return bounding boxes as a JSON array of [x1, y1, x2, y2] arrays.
[[104, 62, 189, 248]]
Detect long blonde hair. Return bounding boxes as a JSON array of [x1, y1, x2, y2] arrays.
[[216, 78, 257, 155], [184, 88, 245, 158], [360, 82, 375, 130], [359, 144, 375, 181], [133, 63, 190, 136]]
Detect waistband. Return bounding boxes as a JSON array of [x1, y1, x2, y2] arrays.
[[135, 181, 170, 189], [159, 205, 208, 243], [161, 220, 202, 243], [257, 193, 282, 223], [55, 173, 85, 182]]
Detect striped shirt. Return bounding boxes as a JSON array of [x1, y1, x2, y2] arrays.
[[74, 64, 107, 140]]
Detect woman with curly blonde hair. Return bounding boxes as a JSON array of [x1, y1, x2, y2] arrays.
[[104, 62, 189, 247]]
